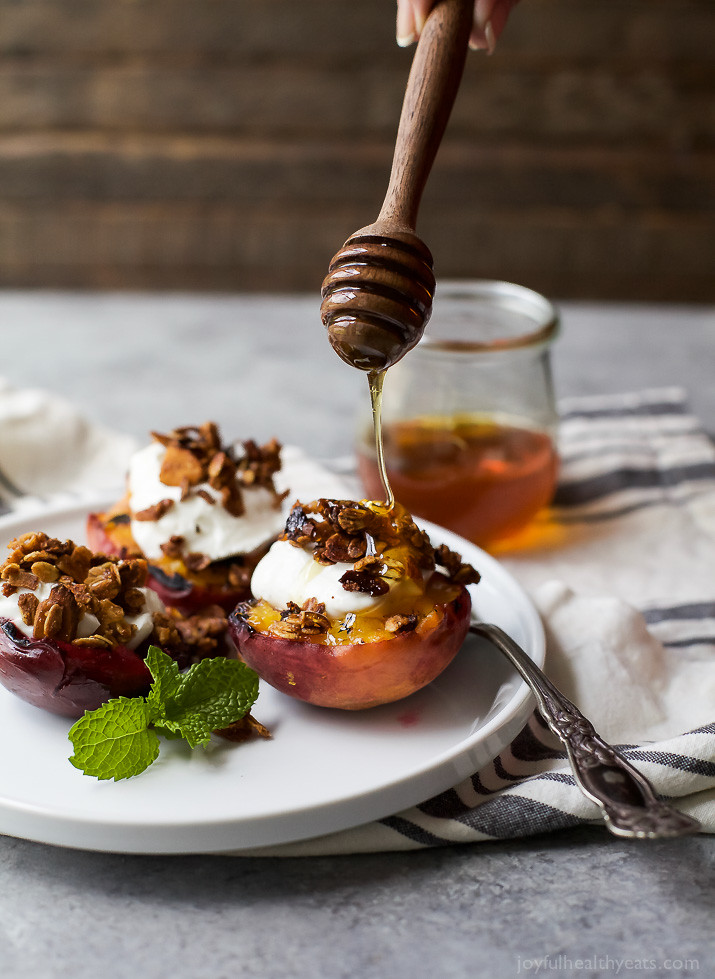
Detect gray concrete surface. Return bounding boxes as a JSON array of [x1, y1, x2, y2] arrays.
[[0, 291, 712, 979]]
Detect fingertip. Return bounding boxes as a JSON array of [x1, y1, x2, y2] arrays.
[[396, 0, 417, 47]]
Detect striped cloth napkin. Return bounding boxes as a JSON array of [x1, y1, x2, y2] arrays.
[[0, 382, 713, 853]]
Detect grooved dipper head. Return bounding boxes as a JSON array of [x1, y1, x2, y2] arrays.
[[320, 231, 435, 372]]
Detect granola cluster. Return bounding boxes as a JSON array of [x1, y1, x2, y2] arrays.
[[282, 498, 479, 593], [266, 597, 331, 640], [1, 532, 150, 648], [135, 422, 286, 523], [152, 603, 229, 669], [0, 531, 229, 663]]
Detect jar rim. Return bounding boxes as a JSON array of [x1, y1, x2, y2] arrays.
[[420, 279, 560, 353]]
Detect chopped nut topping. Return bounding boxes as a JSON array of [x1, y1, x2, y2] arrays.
[[434, 543, 481, 586], [184, 552, 212, 573], [215, 714, 272, 743], [385, 613, 418, 633], [134, 499, 174, 522], [267, 617, 303, 640], [160, 445, 205, 487], [1, 563, 39, 590], [227, 563, 251, 590], [160, 536, 185, 559], [73, 635, 114, 649], [17, 592, 39, 626], [151, 604, 230, 669], [0, 532, 150, 649], [266, 597, 330, 640], [86, 562, 123, 600], [142, 424, 284, 533], [280, 498, 479, 598], [30, 561, 60, 583], [33, 585, 79, 642]]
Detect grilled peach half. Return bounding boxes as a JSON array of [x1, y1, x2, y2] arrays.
[[228, 573, 471, 710]]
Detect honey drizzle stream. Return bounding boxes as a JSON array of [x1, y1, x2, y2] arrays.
[[368, 369, 395, 511]]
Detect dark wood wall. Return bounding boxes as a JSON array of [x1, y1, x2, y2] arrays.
[[1, 0, 713, 299]]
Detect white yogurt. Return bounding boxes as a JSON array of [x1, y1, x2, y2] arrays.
[[128, 441, 284, 562], [250, 539, 398, 619]]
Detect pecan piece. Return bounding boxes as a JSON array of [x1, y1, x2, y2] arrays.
[[17, 592, 39, 627], [434, 544, 480, 585], [33, 585, 79, 642], [2, 565, 39, 590], [134, 499, 174, 522], [385, 613, 418, 633], [184, 552, 212, 573], [160, 445, 204, 487], [160, 536, 185, 559]]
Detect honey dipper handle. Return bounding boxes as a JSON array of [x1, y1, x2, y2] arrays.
[[378, 0, 473, 231]]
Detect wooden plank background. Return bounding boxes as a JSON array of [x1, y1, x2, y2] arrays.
[[0, 0, 713, 299]]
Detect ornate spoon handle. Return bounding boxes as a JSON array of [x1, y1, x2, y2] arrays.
[[470, 622, 700, 839]]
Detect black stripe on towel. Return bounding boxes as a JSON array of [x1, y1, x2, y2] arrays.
[[662, 636, 715, 649], [379, 815, 450, 847], [419, 789, 471, 821], [642, 603, 715, 624], [553, 462, 715, 507], [559, 399, 689, 422], [509, 719, 564, 763], [458, 795, 582, 839], [624, 749, 715, 778], [691, 721, 715, 736]]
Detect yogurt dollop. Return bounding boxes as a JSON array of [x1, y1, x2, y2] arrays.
[[128, 441, 285, 562], [251, 539, 396, 619]]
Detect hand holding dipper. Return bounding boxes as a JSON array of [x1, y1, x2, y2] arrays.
[[320, 0, 474, 372]]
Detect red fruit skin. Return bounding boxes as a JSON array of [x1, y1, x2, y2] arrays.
[[86, 511, 128, 558], [143, 571, 247, 616], [228, 577, 472, 710], [0, 620, 152, 718]]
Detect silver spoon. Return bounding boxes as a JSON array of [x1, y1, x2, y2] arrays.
[[470, 622, 701, 839]]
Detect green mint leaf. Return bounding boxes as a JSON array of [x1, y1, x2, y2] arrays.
[[68, 697, 160, 781], [144, 645, 184, 707], [157, 657, 259, 749], [67, 648, 261, 779]]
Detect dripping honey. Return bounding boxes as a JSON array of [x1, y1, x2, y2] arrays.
[[368, 369, 395, 511], [358, 414, 558, 546]]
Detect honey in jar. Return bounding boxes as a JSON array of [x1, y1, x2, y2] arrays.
[[358, 413, 558, 546]]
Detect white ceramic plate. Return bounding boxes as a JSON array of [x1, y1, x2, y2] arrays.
[[0, 502, 543, 854]]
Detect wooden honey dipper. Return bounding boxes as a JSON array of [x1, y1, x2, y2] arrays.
[[321, 0, 473, 372]]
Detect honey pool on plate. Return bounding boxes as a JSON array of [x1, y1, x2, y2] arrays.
[[358, 413, 558, 547]]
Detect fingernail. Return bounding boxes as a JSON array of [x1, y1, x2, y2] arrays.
[[484, 19, 496, 55], [474, 0, 496, 32], [396, 2, 416, 47]]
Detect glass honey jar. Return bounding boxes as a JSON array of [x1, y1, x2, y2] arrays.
[[356, 280, 560, 547]]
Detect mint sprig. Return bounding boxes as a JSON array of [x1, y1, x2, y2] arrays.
[[68, 646, 260, 780]]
